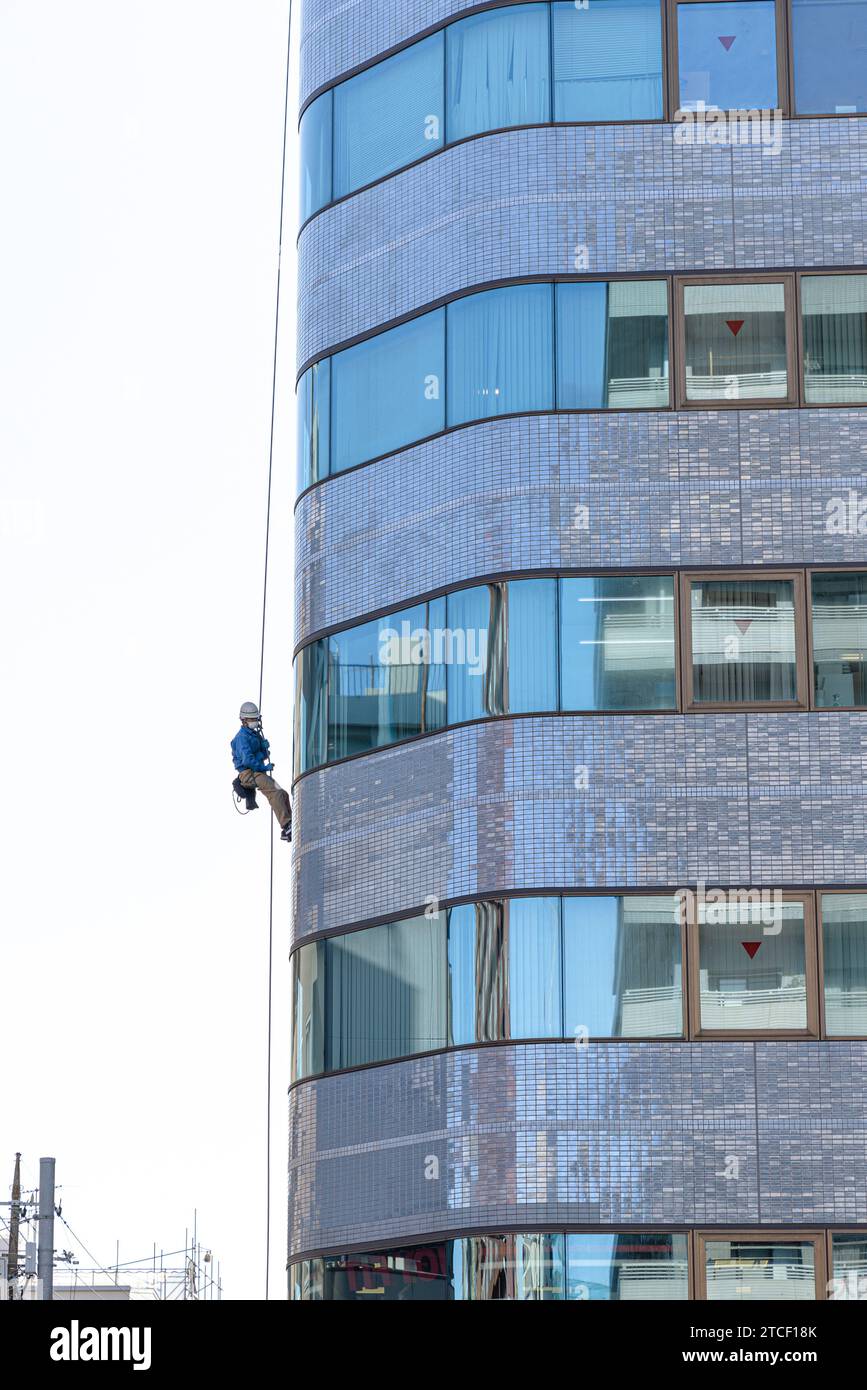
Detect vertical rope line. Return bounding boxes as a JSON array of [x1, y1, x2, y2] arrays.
[[259, 0, 293, 1302]]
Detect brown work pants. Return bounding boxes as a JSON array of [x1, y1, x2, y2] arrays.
[[238, 769, 292, 831]]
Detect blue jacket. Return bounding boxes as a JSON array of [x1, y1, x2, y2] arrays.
[[231, 725, 273, 774]]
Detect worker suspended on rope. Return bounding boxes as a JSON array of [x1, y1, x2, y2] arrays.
[[231, 701, 292, 842]]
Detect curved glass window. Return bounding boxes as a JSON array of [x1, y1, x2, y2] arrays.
[[552, 0, 664, 121], [290, 1231, 690, 1300], [447, 901, 507, 1045], [291, 893, 685, 1082], [791, 0, 867, 115], [447, 284, 555, 426], [566, 1233, 689, 1300], [325, 913, 447, 1070], [508, 897, 562, 1038], [298, 2, 669, 226], [299, 90, 332, 223], [292, 890, 857, 1081], [507, 579, 558, 714], [323, 597, 448, 763], [563, 895, 683, 1038], [331, 309, 445, 472], [294, 574, 676, 775], [556, 280, 669, 408], [296, 358, 330, 493], [332, 33, 444, 199], [446, 4, 551, 141], [295, 278, 671, 490]]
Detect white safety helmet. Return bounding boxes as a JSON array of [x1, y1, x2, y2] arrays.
[[239, 701, 260, 722]]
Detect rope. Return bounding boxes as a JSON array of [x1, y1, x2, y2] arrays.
[[257, 0, 293, 1303]]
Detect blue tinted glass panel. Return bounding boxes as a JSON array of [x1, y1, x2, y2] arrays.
[[507, 579, 558, 714], [567, 1234, 689, 1300], [556, 281, 608, 407], [508, 897, 562, 1038], [446, 585, 505, 724], [297, 358, 331, 492], [331, 310, 445, 472], [556, 281, 669, 408], [333, 34, 445, 198], [294, 636, 327, 778], [447, 905, 477, 1047], [552, 0, 663, 120], [294, 639, 327, 774], [447, 284, 554, 426], [447, 4, 550, 141], [326, 915, 447, 1070], [676, 1, 778, 110], [291, 940, 325, 1081], [559, 576, 677, 709], [448, 902, 506, 1044], [451, 1235, 564, 1300], [326, 598, 447, 761], [792, 0, 867, 114], [299, 90, 332, 221], [563, 896, 683, 1039]]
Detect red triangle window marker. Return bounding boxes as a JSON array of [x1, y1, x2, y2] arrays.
[[734, 618, 753, 634], [719, 35, 737, 51], [726, 319, 745, 337], [742, 941, 762, 959]]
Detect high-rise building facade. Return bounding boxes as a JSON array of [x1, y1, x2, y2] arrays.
[[290, 0, 867, 1300]]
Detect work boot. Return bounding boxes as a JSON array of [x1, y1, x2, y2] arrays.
[[281, 823, 292, 843]]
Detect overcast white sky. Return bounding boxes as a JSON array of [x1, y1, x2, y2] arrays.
[[0, 0, 299, 1299]]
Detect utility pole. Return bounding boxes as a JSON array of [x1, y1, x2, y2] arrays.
[[37, 1156, 55, 1301], [7, 1153, 21, 1297]]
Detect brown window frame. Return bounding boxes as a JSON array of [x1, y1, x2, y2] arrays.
[[817, 889, 867, 1042], [674, 273, 798, 410], [680, 568, 809, 712], [686, 889, 819, 1040], [786, 0, 867, 120], [797, 271, 867, 410], [694, 1230, 827, 1300], [667, 0, 790, 119]]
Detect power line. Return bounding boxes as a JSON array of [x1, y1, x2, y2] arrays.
[[257, 0, 293, 1303]]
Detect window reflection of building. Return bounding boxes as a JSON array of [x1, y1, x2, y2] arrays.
[[612, 897, 682, 1036], [811, 574, 867, 709], [704, 1240, 816, 1301], [698, 903, 807, 1031]]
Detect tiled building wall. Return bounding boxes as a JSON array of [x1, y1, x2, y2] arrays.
[[291, 713, 867, 941], [287, 1041, 867, 1258], [291, 1, 867, 1273], [297, 122, 867, 370], [295, 410, 867, 642]]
